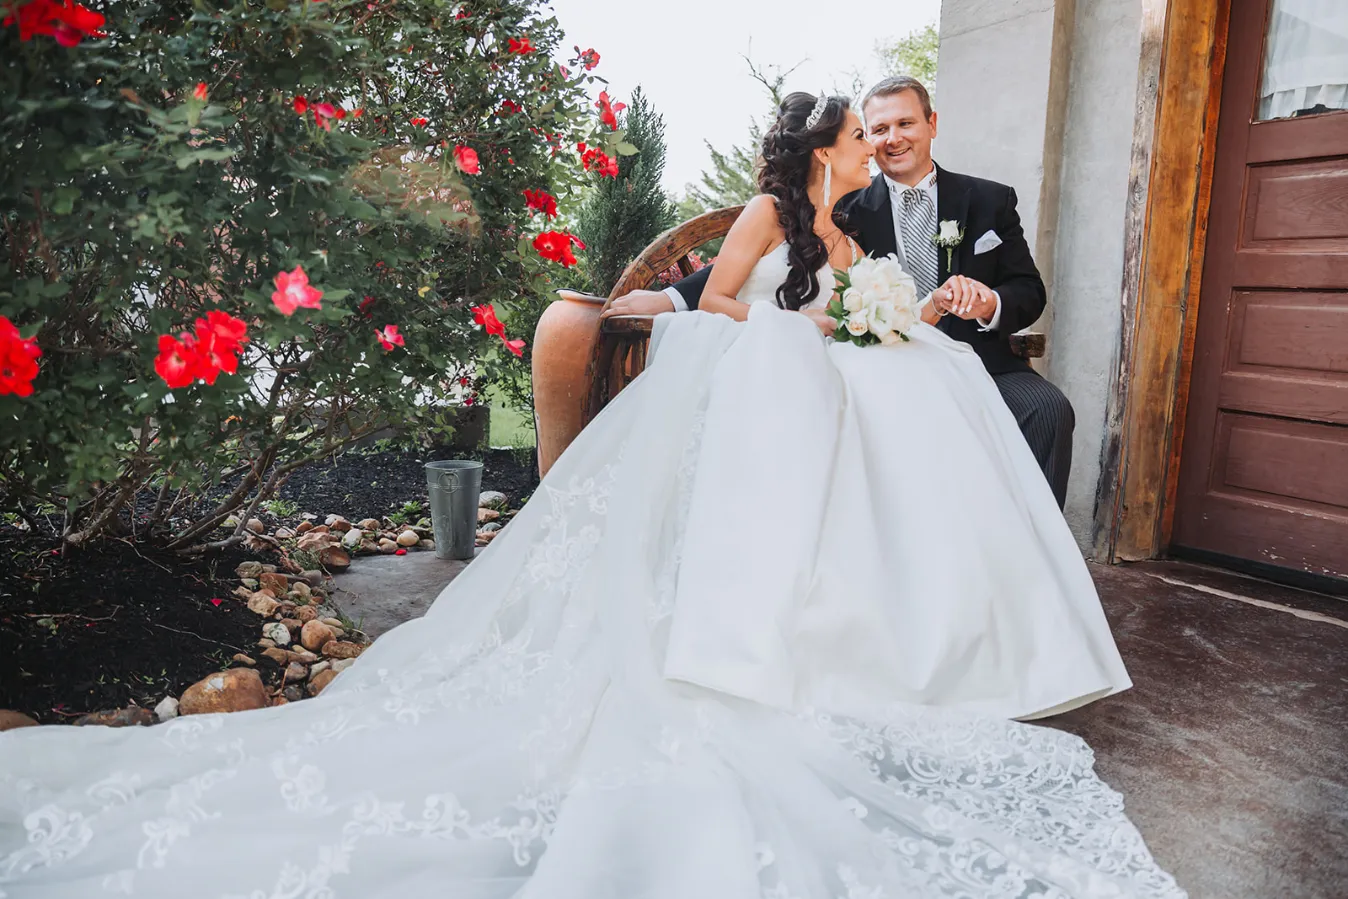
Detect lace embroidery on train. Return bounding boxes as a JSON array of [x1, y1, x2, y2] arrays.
[[808, 707, 1185, 898]]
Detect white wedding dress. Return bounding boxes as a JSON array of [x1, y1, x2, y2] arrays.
[[0, 246, 1180, 899]]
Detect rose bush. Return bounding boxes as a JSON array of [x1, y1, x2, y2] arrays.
[[0, 0, 630, 548]]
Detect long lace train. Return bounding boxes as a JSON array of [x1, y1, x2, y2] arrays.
[[0, 311, 1183, 898]]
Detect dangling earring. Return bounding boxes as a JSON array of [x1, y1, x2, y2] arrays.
[[823, 162, 833, 207]]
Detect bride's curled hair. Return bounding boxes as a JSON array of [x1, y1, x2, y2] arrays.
[[758, 92, 853, 310]]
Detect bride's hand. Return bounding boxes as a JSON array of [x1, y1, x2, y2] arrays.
[[801, 308, 837, 337]]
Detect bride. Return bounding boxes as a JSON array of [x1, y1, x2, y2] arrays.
[[0, 94, 1181, 898]]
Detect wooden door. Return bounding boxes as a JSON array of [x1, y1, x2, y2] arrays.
[[1172, 0, 1348, 580]]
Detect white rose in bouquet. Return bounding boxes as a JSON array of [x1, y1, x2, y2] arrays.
[[826, 253, 924, 347], [848, 262, 881, 296], [889, 299, 919, 334], [866, 301, 896, 338]]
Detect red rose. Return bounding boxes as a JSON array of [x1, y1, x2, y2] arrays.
[[293, 96, 309, 115], [193, 82, 208, 101], [596, 91, 625, 131], [0, 316, 41, 397], [3, 0, 105, 46], [271, 265, 323, 316], [532, 231, 585, 267], [375, 324, 405, 351], [454, 145, 480, 174], [153, 334, 197, 390], [191, 311, 248, 382], [410, 116, 429, 127], [580, 145, 619, 178], [578, 48, 600, 70], [153, 311, 249, 389], [507, 36, 534, 54], [313, 102, 339, 131], [471, 304, 506, 338], [502, 337, 526, 358], [523, 188, 558, 218]]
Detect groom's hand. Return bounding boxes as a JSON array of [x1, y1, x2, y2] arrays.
[[935, 275, 998, 321], [600, 290, 676, 319]]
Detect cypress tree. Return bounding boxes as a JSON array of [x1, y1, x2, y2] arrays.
[[577, 87, 677, 295]]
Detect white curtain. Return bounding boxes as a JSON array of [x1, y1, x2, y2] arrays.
[[1258, 0, 1348, 120]]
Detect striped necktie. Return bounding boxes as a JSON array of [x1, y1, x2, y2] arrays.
[[899, 188, 940, 299]]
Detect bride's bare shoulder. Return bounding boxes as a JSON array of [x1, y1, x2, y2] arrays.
[[731, 195, 784, 242], [742, 194, 780, 220]]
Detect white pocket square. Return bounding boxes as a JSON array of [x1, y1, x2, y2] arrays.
[[974, 230, 1002, 255]]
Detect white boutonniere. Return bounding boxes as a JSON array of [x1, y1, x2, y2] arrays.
[[931, 220, 965, 271]]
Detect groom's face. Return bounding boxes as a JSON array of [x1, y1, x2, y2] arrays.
[[864, 90, 937, 186]]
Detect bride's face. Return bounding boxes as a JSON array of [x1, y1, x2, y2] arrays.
[[820, 110, 875, 195]]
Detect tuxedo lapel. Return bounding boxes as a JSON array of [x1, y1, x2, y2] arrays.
[[935, 164, 972, 284], [853, 175, 897, 260]]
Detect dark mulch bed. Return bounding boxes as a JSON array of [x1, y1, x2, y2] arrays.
[[0, 533, 270, 723], [266, 445, 539, 524], [0, 445, 539, 722]]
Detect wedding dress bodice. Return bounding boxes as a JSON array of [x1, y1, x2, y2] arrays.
[[735, 241, 834, 310]]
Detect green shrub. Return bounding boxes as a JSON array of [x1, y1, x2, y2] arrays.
[[0, 0, 620, 548]]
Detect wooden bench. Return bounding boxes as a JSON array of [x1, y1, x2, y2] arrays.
[[531, 206, 1045, 476], [587, 206, 1044, 422]]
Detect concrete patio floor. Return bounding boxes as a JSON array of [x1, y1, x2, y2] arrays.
[[1052, 560, 1348, 899], [331, 553, 1348, 898]]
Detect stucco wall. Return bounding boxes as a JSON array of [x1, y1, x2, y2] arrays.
[[934, 0, 1064, 253], [1048, 0, 1144, 544], [936, 0, 1144, 547]]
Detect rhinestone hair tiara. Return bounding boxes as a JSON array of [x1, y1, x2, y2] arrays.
[[804, 93, 828, 130]]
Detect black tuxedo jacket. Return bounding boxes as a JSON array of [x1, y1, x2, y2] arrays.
[[668, 165, 1046, 375]]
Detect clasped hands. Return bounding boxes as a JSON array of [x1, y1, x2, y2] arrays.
[[930, 275, 997, 321]]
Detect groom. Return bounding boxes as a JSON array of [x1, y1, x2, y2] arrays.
[[604, 76, 1075, 508]]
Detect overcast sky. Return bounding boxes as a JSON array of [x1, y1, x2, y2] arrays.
[[545, 0, 942, 194]]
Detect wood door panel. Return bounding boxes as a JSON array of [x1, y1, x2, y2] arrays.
[[1218, 375, 1348, 424], [1246, 114, 1348, 165], [1172, 0, 1348, 581], [1228, 290, 1348, 376], [1173, 491, 1348, 580], [1246, 159, 1348, 244], [1231, 253, 1348, 289], [1213, 413, 1348, 509]]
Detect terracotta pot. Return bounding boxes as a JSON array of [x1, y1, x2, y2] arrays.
[[532, 290, 605, 477]]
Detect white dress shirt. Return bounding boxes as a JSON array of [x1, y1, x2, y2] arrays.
[[666, 166, 1001, 331]]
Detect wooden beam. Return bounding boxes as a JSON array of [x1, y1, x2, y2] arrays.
[[1095, 0, 1229, 561]]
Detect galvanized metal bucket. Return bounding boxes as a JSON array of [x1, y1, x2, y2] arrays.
[[424, 460, 484, 561]]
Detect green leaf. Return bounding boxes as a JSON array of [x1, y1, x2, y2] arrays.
[[50, 187, 80, 215], [615, 142, 639, 157], [174, 146, 236, 169]]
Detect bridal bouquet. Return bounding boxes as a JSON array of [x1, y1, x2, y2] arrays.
[[826, 253, 921, 346]]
